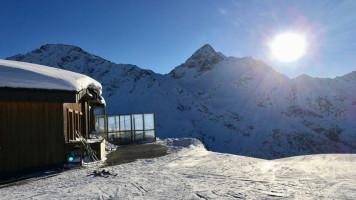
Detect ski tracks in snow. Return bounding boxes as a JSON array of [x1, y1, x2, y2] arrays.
[[1, 141, 356, 199]]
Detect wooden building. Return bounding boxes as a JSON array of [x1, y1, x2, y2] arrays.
[[0, 60, 105, 178]]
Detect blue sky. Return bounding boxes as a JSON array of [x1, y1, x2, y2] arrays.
[[1, 0, 356, 78]]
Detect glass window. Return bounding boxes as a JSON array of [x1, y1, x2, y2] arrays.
[[134, 131, 144, 141], [93, 113, 155, 144], [107, 116, 116, 132], [115, 116, 120, 132], [68, 110, 75, 141], [120, 115, 131, 131], [144, 114, 155, 130], [133, 114, 143, 130], [93, 107, 104, 115], [95, 117, 105, 132], [119, 131, 131, 140], [144, 130, 155, 141]]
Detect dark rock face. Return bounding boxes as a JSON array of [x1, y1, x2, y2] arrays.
[[169, 44, 225, 79]]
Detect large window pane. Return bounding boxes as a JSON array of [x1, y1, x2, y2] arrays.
[[107, 116, 116, 132], [133, 114, 143, 130], [115, 116, 120, 131], [119, 131, 131, 140], [95, 117, 105, 132], [108, 131, 131, 144], [120, 115, 131, 131], [134, 131, 143, 141], [144, 130, 155, 141], [144, 114, 154, 130]]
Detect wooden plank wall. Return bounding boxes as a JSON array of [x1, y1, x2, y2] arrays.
[[0, 102, 65, 174], [63, 103, 84, 142]]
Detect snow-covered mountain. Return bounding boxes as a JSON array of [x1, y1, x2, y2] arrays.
[[7, 44, 356, 159]]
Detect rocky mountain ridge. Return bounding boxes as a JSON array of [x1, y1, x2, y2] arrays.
[[6, 44, 356, 159]]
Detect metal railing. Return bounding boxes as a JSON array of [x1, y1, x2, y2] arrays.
[[94, 113, 156, 144]]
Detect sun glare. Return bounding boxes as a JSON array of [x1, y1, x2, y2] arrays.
[[270, 32, 307, 62]]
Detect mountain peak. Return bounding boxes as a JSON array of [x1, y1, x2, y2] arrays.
[[6, 43, 107, 66], [37, 44, 86, 54], [188, 44, 218, 61], [196, 44, 215, 52], [169, 44, 225, 78], [5, 43, 113, 77], [185, 44, 224, 68]]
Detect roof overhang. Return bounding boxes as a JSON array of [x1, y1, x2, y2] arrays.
[[0, 87, 77, 103], [0, 87, 104, 104]]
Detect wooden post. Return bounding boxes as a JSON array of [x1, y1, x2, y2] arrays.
[[142, 113, 145, 141], [130, 114, 134, 142], [80, 143, 83, 166], [154, 113, 156, 141], [105, 115, 108, 140], [118, 115, 121, 140]]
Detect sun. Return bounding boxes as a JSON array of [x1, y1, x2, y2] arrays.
[[270, 32, 307, 62]]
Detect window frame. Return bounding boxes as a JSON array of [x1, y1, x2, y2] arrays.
[[0, 108, 2, 150]]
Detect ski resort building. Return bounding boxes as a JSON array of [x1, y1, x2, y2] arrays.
[[0, 60, 106, 178]]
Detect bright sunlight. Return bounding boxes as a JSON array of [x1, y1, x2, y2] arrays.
[[270, 32, 307, 62]]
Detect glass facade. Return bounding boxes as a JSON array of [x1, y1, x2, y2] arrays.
[[94, 113, 156, 144]]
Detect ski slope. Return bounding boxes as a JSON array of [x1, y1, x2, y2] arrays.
[[1, 138, 355, 199]]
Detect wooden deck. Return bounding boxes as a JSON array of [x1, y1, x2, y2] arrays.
[[105, 144, 169, 166]]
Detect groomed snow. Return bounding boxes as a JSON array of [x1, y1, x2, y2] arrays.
[[1, 138, 355, 199], [0, 59, 102, 94]]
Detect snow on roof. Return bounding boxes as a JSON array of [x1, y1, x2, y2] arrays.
[[0, 59, 102, 95]]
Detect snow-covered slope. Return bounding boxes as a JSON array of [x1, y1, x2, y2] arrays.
[[6, 44, 356, 159], [1, 138, 356, 199]]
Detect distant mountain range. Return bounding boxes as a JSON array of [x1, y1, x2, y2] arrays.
[[7, 44, 356, 159]]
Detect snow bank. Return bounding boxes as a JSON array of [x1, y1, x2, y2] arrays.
[[0, 59, 102, 94], [155, 137, 206, 152]]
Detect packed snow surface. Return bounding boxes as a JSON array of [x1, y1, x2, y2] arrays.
[[0, 59, 102, 94], [1, 138, 355, 199]]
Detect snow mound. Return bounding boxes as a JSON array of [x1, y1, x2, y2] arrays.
[[0, 59, 102, 94], [156, 137, 205, 150]]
